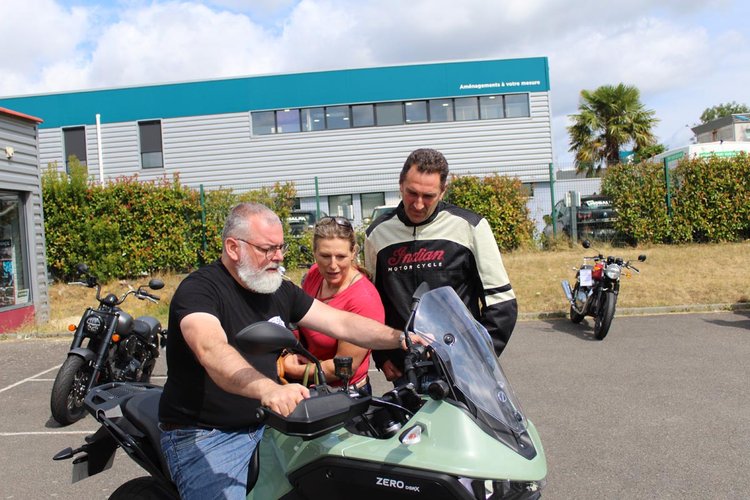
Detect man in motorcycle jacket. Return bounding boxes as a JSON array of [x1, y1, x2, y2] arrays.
[[158, 202, 406, 500], [365, 148, 518, 381]]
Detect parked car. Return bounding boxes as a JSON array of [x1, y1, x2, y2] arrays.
[[364, 205, 398, 225], [287, 210, 327, 235], [546, 195, 617, 240]]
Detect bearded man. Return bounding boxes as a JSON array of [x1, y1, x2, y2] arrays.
[[159, 202, 405, 499]]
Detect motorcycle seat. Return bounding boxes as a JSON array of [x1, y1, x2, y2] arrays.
[[122, 389, 172, 481]]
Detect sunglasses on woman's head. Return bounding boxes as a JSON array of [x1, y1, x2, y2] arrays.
[[317, 216, 352, 229]]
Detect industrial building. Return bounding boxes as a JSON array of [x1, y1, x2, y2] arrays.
[[0, 57, 553, 224]]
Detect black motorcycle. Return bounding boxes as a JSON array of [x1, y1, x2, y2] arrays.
[[50, 264, 166, 426], [561, 240, 646, 340]]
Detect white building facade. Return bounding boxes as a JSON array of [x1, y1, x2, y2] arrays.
[[0, 58, 554, 225]]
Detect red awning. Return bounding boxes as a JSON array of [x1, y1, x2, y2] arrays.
[[0, 107, 43, 124]]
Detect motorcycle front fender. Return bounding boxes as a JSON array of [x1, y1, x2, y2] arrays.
[[67, 347, 96, 363]]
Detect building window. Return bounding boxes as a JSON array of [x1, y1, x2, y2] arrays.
[[276, 109, 301, 133], [251, 111, 276, 135], [138, 120, 163, 169], [0, 191, 30, 310], [454, 97, 479, 121], [479, 95, 504, 119], [429, 99, 454, 122], [404, 101, 428, 124], [375, 102, 403, 126], [63, 126, 87, 172], [352, 104, 375, 127], [325, 106, 350, 129], [505, 94, 530, 118], [328, 194, 353, 219], [301, 108, 325, 131], [251, 92, 530, 135], [361, 192, 385, 221]]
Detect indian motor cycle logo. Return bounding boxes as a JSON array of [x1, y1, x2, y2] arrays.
[[386, 246, 445, 272]]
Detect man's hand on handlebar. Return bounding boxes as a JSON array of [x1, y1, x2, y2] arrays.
[[261, 383, 310, 417]]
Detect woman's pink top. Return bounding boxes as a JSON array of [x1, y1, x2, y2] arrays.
[[299, 264, 385, 386]]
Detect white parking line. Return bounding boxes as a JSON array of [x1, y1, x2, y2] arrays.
[[0, 365, 61, 394], [0, 430, 95, 436]]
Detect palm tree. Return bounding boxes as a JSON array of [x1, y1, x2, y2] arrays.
[[568, 83, 658, 175]]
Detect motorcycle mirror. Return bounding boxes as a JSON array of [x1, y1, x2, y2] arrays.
[[148, 278, 165, 290], [581, 240, 591, 249], [638, 255, 647, 262], [236, 321, 299, 355], [411, 282, 431, 306]]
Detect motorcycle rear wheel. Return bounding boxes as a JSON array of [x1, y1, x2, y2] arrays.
[[50, 355, 91, 426], [594, 292, 617, 340], [109, 476, 178, 500]]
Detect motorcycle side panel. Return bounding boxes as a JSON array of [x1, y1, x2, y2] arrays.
[[248, 399, 547, 499]]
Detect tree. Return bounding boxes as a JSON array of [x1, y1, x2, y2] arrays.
[[632, 143, 666, 163], [699, 101, 750, 124], [568, 83, 659, 176]]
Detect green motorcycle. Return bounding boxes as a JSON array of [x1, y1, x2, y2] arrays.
[[54, 285, 547, 499]]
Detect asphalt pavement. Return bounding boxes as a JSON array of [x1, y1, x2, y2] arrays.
[[1, 310, 748, 499]]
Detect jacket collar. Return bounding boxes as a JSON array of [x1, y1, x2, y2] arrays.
[[396, 201, 446, 227]]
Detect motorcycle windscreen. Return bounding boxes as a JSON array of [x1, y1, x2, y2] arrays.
[[412, 286, 527, 435]]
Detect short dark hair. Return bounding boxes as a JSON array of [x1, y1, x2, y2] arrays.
[[399, 148, 449, 190]]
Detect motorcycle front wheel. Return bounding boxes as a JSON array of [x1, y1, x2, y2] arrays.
[[50, 355, 91, 426], [594, 291, 617, 340]]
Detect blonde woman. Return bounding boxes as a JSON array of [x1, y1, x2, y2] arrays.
[[282, 216, 384, 392]]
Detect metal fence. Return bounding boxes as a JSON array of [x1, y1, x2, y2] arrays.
[[196, 160, 604, 241]]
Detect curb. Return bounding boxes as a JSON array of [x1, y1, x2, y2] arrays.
[[517, 302, 750, 321]]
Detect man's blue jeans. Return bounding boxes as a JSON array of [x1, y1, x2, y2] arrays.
[[160, 425, 264, 500]]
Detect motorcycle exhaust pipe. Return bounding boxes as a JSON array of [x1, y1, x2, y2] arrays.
[[561, 280, 574, 304]]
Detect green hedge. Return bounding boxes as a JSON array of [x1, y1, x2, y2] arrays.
[[445, 174, 535, 250], [42, 159, 300, 281], [602, 152, 750, 244]]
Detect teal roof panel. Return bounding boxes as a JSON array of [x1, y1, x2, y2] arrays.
[[0, 57, 549, 129]]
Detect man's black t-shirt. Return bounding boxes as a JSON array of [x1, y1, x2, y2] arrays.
[[158, 261, 314, 429]]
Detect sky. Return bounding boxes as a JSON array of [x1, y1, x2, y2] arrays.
[[1, 0, 748, 165]]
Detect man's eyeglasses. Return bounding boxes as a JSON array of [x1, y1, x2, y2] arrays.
[[317, 216, 352, 229], [235, 238, 289, 259]]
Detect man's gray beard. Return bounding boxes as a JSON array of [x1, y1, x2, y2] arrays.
[[237, 256, 283, 294]]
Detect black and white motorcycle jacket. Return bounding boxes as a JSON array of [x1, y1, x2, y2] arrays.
[[365, 201, 518, 370]]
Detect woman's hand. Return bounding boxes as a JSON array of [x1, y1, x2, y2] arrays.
[[281, 353, 310, 380]]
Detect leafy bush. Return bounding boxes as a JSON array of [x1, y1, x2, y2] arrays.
[[671, 152, 750, 242], [445, 174, 535, 251], [42, 160, 300, 281], [602, 161, 672, 243], [602, 152, 750, 244]]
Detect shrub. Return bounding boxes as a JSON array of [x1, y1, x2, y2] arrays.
[[445, 174, 535, 251]]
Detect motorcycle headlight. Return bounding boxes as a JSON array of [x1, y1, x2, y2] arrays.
[[605, 263, 621, 280], [84, 315, 104, 335]]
